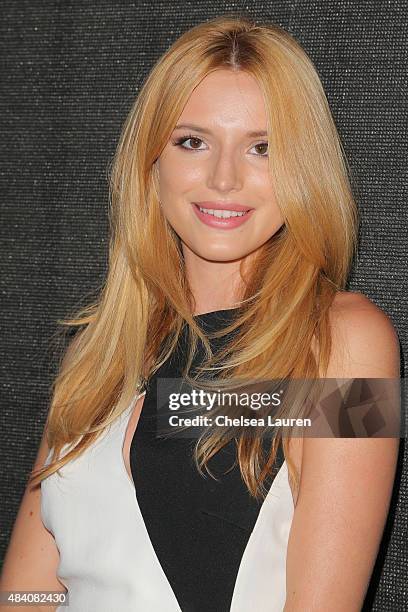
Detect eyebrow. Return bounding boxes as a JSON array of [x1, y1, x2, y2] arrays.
[[174, 123, 268, 138]]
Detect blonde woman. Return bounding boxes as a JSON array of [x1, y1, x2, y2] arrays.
[[1, 15, 400, 612]]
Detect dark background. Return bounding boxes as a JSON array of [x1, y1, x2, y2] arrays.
[[1, 1, 407, 609]]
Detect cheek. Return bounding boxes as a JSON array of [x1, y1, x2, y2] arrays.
[[158, 156, 203, 201], [157, 161, 195, 230], [248, 165, 274, 196]]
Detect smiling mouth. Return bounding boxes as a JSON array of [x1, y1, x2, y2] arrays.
[[194, 204, 251, 218]]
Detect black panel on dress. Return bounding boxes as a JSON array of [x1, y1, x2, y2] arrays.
[[130, 308, 285, 612]]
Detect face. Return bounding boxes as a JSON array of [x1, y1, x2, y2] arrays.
[[155, 69, 284, 266]]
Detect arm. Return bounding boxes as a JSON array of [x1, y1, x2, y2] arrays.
[[0, 425, 66, 611], [284, 293, 400, 611]]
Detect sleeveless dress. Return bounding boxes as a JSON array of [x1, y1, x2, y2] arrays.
[[41, 308, 295, 611]]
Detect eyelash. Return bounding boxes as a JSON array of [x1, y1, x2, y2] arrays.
[[172, 133, 268, 156]]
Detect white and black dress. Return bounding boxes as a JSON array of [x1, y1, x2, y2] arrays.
[[41, 308, 294, 611]]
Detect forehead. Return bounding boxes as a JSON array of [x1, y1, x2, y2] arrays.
[[177, 69, 267, 131]]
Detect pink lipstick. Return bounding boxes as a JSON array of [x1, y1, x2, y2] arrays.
[[192, 202, 254, 229]]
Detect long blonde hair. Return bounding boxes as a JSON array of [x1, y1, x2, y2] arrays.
[[30, 15, 358, 498]]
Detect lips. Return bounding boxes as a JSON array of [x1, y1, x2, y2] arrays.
[[193, 201, 253, 212], [191, 202, 254, 230]]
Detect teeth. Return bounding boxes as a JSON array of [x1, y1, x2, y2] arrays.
[[198, 207, 248, 218]]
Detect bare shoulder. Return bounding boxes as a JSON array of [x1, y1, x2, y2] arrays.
[[330, 289, 397, 327], [285, 290, 401, 609], [326, 290, 400, 378], [286, 290, 399, 504]]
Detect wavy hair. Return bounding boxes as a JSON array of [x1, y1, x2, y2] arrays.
[[30, 14, 358, 499]]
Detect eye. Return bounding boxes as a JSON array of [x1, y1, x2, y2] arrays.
[[249, 142, 268, 157], [173, 134, 207, 151], [172, 134, 268, 156]]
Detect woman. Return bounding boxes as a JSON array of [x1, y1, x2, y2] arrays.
[[1, 15, 400, 612]]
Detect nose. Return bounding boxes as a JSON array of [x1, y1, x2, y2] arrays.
[[206, 147, 243, 194]]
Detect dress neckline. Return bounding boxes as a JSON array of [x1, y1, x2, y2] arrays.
[[193, 306, 241, 319]]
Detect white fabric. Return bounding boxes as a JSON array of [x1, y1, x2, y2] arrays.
[[41, 391, 294, 611]]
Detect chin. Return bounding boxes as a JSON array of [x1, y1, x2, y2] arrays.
[[191, 245, 252, 263]]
